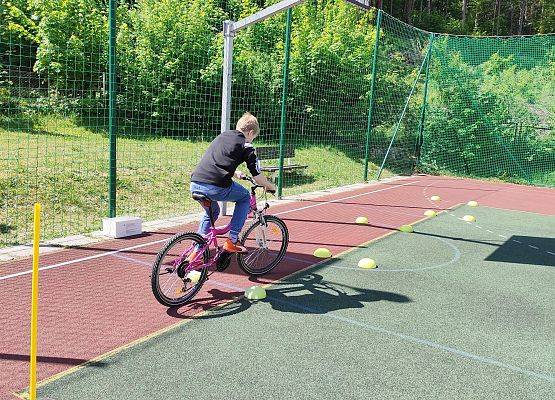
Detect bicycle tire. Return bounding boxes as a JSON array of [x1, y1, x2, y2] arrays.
[[151, 232, 208, 307], [237, 215, 289, 276]]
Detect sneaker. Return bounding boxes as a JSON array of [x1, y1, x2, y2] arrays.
[[223, 238, 247, 253]]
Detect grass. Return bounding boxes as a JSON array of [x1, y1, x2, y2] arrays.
[[0, 114, 388, 247]]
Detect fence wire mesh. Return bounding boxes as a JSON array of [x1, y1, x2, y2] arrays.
[[1, 1, 553, 247], [420, 34, 555, 185]]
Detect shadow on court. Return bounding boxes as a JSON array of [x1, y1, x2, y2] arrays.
[[486, 236, 555, 267], [167, 273, 411, 320]]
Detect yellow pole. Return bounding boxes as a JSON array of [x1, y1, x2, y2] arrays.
[[29, 203, 41, 400]]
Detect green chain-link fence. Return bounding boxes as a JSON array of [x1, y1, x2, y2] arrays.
[[1, 1, 553, 247]]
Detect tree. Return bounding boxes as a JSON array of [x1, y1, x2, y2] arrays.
[[518, 0, 527, 34]]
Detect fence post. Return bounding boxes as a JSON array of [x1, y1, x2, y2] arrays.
[[277, 8, 292, 199], [108, 0, 117, 218], [415, 32, 434, 167], [363, 9, 382, 182]]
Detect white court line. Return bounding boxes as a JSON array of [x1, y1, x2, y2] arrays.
[[0, 180, 419, 282], [0, 238, 168, 281], [498, 234, 507, 238], [274, 180, 419, 216], [213, 273, 553, 383], [547, 251, 555, 256], [80, 252, 555, 383], [111, 253, 152, 267], [528, 245, 539, 250], [327, 236, 461, 273], [512, 240, 522, 244]]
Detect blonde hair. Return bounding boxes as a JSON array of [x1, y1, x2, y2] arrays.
[[236, 112, 260, 136]]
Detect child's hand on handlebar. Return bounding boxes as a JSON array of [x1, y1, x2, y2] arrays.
[[235, 171, 246, 180]]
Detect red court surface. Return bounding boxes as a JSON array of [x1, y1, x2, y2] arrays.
[[1, 175, 554, 399]]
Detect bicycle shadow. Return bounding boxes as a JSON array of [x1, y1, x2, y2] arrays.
[[167, 273, 411, 320]]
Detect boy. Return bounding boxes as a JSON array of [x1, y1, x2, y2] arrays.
[[190, 112, 276, 253]]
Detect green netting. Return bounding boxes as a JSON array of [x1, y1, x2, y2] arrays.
[[1, 4, 109, 246], [231, 2, 377, 196], [367, 13, 431, 178], [420, 34, 555, 185], [114, 0, 222, 221], [1, 1, 554, 248]]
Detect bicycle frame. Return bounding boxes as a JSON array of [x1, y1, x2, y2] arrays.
[[175, 185, 267, 274]]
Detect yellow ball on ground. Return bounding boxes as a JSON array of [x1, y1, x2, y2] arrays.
[[355, 216, 369, 225], [430, 195, 441, 201], [245, 286, 267, 300], [186, 270, 202, 284], [313, 248, 332, 258], [358, 258, 377, 269], [467, 200, 478, 207], [424, 210, 437, 217], [462, 215, 476, 222], [399, 224, 414, 233]]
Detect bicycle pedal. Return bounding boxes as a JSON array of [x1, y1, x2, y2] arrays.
[[216, 251, 233, 272]]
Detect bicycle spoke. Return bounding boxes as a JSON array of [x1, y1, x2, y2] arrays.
[[245, 247, 265, 264], [238, 216, 288, 276]]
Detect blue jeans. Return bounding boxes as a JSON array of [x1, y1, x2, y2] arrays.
[[190, 181, 250, 242]]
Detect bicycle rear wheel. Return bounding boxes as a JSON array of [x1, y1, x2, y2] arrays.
[[151, 232, 208, 307], [237, 215, 288, 275]]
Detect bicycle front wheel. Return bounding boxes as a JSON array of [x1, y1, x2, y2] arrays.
[[237, 215, 289, 276]]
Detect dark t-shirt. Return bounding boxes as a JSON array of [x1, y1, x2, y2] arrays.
[[191, 130, 261, 188]]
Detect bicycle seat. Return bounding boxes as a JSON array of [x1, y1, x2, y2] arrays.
[[192, 192, 212, 208]]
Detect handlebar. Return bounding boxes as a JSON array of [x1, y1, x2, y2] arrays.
[[240, 175, 276, 195]]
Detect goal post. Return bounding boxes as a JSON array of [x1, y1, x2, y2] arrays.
[[220, 0, 373, 213]]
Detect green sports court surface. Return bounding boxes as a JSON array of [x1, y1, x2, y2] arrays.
[[31, 205, 554, 400]]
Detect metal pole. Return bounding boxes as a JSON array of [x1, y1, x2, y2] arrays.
[[277, 9, 292, 199], [232, 0, 306, 32], [363, 9, 382, 182], [108, 0, 117, 218], [221, 20, 234, 133], [415, 32, 434, 167], [29, 203, 41, 400], [220, 20, 234, 215]]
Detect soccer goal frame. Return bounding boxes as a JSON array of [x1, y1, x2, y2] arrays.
[[220, 0, 371, 213]]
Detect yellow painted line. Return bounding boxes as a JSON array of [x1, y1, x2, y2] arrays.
[[14, 294, 242, 398], [13, 203, 459, 398]]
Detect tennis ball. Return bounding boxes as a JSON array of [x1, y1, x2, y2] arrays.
[[430, 195, 441, 201], [399, 224, 414, 233], [358, 258, 377, 269], [313, 248, 332, 258], [245, 286, 266, 300], [355, 216, 369, 225], [467, 200, 478, 207], [462, 215, 476, 222], [424, 210, 437, 217], [186, 270, 202, 284]]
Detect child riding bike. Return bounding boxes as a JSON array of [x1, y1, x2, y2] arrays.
[[190, 112, 276, 254]]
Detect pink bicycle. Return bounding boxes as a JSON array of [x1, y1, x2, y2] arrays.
[[151, 176, 289, 307]]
